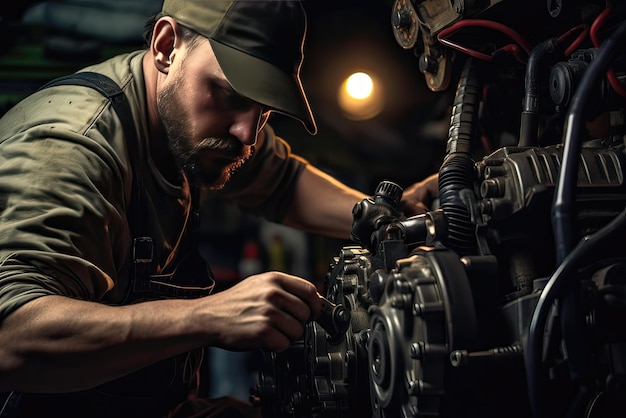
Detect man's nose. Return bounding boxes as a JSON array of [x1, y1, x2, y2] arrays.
[[229, 105, 266, 146]]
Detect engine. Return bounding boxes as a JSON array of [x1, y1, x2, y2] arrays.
[[252, 1, 626, 417]]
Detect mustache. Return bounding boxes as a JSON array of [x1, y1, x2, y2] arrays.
[[195, 137, 244, 154]]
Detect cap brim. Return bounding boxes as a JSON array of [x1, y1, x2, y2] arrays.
[[210, 39, 317, 135]]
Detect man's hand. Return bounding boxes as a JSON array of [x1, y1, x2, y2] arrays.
[[400, 173, 439, 217], [203, 272, 322, 353], [0, 272, 322, 392]]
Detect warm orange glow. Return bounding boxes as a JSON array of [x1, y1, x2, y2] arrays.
[[338, 71, 384, 120], [345, 72, 373, 99]]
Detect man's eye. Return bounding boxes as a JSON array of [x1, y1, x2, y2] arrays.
[[217, 85, 252, 111], [227, 94, 252, 110]]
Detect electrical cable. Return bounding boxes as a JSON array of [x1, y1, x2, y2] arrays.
[[526, 19, 626, 418], [437, 19, 531, 63], [526, 207, 626, 417], [590, 5, 626, 97], [558, 24, 589, 57]]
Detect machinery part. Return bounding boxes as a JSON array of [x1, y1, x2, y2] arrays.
[[395, 0, 508, 91], [351, 181, 404, 253], [316, 295, 352, 345], [391, 0, 419, 50], [254, 247, 376, 418], [368, 249, 479, 417], [257, 2, 626, 417]]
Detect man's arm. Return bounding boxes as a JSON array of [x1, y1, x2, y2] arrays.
[[282, 165, 440, 239], [0, 271, 321, 393], [281, 164, 367, 240]]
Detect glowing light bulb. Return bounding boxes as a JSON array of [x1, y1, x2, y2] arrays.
[[338, 71, 384, 120], [345, 72, 373, 100]]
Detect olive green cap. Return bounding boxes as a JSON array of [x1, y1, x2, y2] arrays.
[[160, 0, 317, 134]]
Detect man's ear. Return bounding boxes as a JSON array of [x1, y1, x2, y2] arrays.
[[151, 17, 178, 74]]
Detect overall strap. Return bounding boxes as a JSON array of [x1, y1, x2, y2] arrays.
[[39, 72, 136, 146], [38, 72, 154, 292], [37, 72, 213, 300], [1, 71, 152, 417]]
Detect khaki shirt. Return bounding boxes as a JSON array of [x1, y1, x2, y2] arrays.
[[0, 50, 307, 319]]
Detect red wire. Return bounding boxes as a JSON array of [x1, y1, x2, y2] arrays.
[[437, 36, 494, 62], [437, 19, 532, 63], [589, 5, 626, 97], [558, 24, 589, 57], [606, 70, 626, 97], [498, 44, 526, 65], [590, 6, 612, 46], [437, 11, 626, 98]]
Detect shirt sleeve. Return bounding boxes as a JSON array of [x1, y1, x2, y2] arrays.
[[0, 89, 132, 321], [206, 124, 309, 222]]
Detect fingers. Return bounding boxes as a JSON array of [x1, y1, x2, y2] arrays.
[[259, 272, 321, 334], [215, 272, 321, 352], [274, 272, 322, 319], [400, 173, 440, 216], [247, 274, 316, 352], [264, 283, 312, 326], [400, 199, 429, 217]]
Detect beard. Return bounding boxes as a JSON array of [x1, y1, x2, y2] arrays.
[[156, 76, 252, 190]]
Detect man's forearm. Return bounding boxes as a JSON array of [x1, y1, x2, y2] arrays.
[[282, 165, 367, 240], [0, 270, 321, 393], [0, 295, 204, 392]]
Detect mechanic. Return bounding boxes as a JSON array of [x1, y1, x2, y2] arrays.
[[0, 1, 437, 417]]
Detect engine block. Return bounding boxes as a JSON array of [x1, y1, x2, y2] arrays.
[[254, 1, 626, 417]]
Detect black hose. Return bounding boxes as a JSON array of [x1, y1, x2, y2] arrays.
[[553, 19, 626, 263], [527, 19, 626, 418], [519, 38, 562, 147], [526, 206, 626, 418], [438, 58, 482, 255]]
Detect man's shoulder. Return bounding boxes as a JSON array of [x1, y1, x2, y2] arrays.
[[0, 82, 114, 143], [0, 51, 146, 143]]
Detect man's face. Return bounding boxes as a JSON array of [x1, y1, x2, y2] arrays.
[[156, 38, 270, 189]]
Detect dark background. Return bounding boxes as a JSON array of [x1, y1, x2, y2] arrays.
[[0, 0, 450, 282]]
